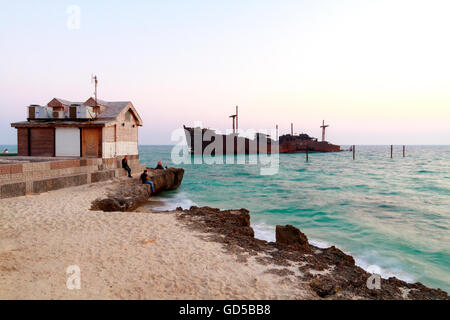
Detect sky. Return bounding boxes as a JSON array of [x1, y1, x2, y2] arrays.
[[0, 0, 449, 145]]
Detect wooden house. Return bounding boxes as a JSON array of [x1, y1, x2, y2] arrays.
[[11, 98, 143, 158]]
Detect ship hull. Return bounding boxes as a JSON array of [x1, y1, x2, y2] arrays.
[[278, 137, 340, 153], [183, 126, 274, 155]]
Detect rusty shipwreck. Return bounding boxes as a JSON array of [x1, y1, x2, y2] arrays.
[[183, 107, 340, 155]]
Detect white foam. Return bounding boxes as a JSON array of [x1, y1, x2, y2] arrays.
[[309, 238, 332, 249], [146, 191, 198, 211], [251, 222, 415, 283], [253, 221, 333, 248], [252, 222, 276, 242], [353, 256, 415, 283]]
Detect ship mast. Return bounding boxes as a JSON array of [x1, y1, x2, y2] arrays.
[[229, 106, 238, 134], [320, 120, 329, 142], [235, 105, 238, 131]]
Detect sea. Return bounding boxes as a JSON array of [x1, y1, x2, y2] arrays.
[[1, 144, 449, 292], [139, 145, 449, 293]]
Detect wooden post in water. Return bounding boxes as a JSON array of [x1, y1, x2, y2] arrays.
[[306, 147, 309, 162], [353, 145, 355, 160], [390, 145, 393, 158], [403, 145, 405, 157]]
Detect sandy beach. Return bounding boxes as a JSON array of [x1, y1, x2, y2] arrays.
[[0, 180, 313, 299]]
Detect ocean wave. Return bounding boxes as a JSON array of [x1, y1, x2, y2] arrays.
[[252, 221, 415, 283], [145, 191, 198, 211], [353, 256, 415, 283], [252, 222, 276, 242]]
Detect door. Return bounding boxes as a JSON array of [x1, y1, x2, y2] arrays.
[[82, 128, 102, 158], [55, 127, 80, 156]]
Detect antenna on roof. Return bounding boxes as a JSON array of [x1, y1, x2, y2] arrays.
[[91, 74, 98, 106]]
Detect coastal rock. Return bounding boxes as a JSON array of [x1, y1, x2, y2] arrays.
[[322, 246, 355, 267], [91, 183, 149, 212], [178, 206, 254, 238], [146, 168, 184, 193], [275, 225, 309, 250], [91, 197, 139, 212], [90, 167, 184, 212], [309, 278, 340, 298]]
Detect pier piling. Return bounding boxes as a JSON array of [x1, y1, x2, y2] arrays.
[[306, 148, 309, 162], [391, 145, 393, 159], [353, 145, 355, 160], [403, 145, 405, 157]]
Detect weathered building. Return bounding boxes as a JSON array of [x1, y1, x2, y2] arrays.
[[11, 97, 143, 158]]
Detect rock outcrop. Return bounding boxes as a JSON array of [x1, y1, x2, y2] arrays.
[[147, 167, 184, 193], [91, 167, 184, 212], [178, 206, 254, 238], [276, 225, 310, 251], [176, 206, 449, 300]]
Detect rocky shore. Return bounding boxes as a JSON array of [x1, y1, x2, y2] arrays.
[[90, 177, 448, 299], [175, 206, 448, 300], [91, 174, 448, 300]]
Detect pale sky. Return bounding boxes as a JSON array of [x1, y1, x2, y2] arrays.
[[0, 0, 449, 145]]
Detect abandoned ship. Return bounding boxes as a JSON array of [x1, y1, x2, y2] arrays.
[[183, 107, 340, 155]]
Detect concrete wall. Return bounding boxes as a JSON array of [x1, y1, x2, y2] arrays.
[[0, 155, 145, 199], [102, 141, 138, 158]]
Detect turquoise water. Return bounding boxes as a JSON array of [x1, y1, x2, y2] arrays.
[[139, 145, 450, 292]]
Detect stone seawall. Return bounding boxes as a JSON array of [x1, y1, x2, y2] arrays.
[[0, 155, 145, 198]]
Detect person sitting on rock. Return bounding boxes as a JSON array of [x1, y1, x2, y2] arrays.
[[155, 161, 165, 170], [122, 155, 132, 178], [140, 170, 155, 194]]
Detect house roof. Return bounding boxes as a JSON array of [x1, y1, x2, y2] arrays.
[[95, 99, 132, 118], [53, 98, 84, 106], [11, 97, 143, 128]]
